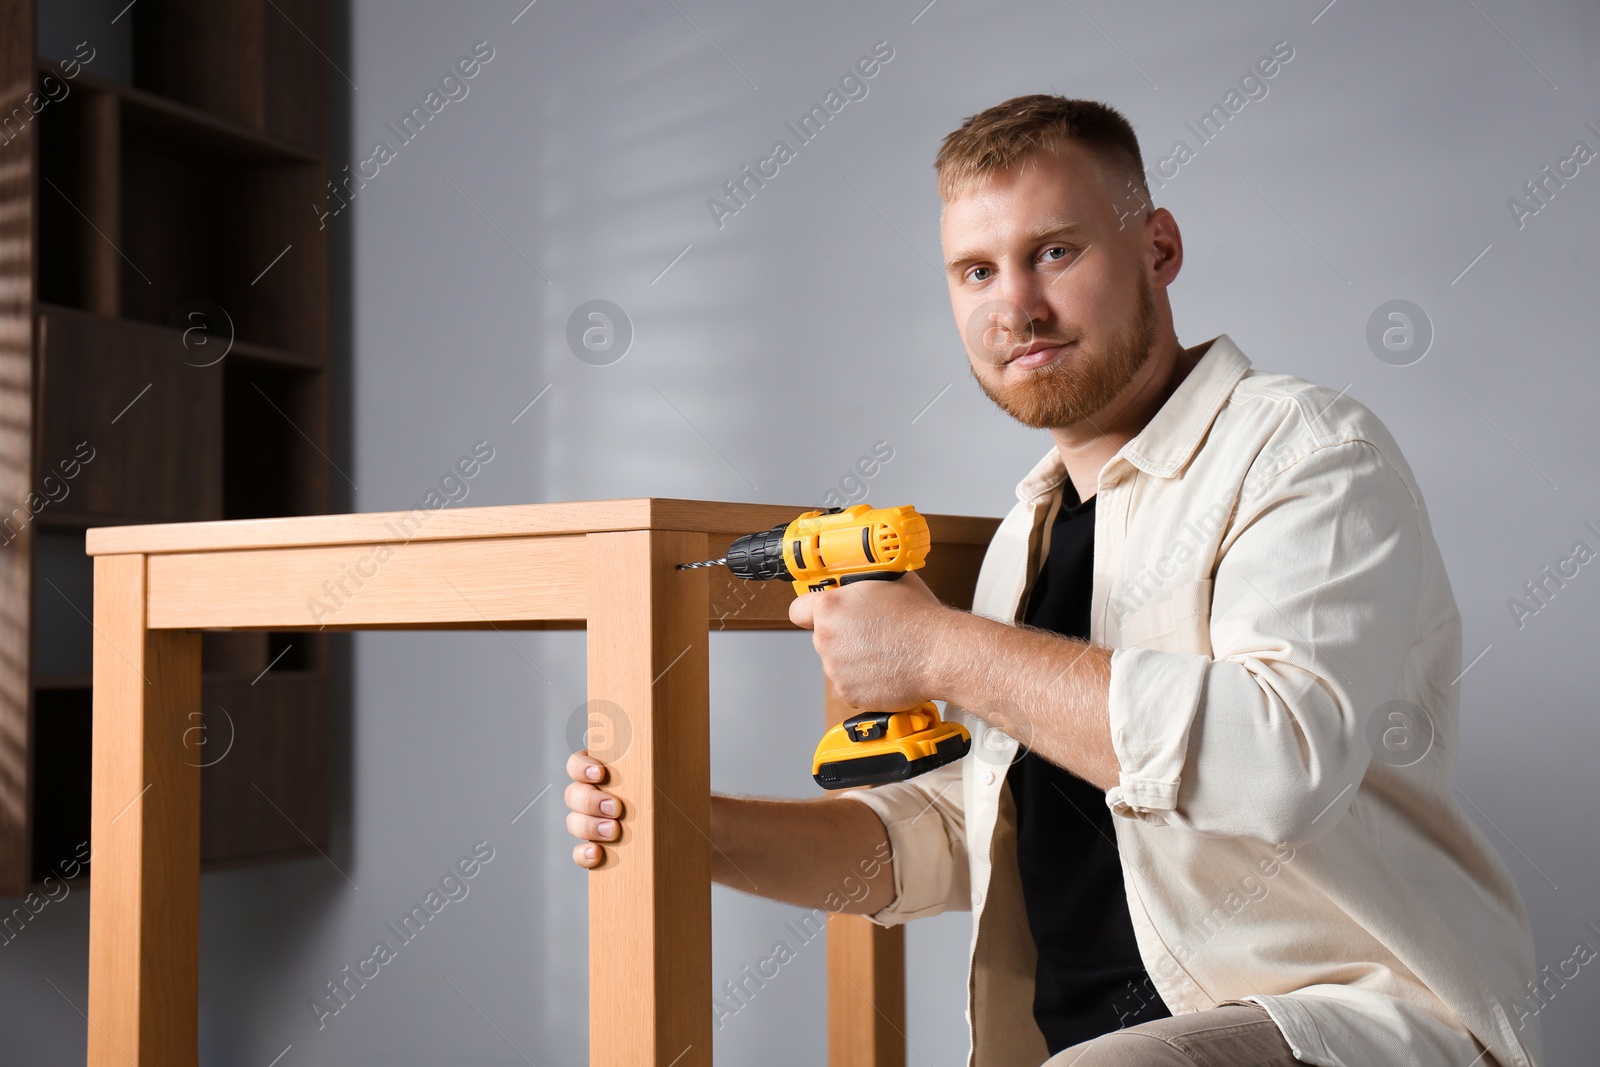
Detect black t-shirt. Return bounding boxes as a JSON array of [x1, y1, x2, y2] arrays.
[[1004, 480, 1171, 1053]]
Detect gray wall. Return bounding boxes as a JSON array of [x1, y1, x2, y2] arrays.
[[7, 0, 1599, 1062]]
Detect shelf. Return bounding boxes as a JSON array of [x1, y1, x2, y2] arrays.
[[7, 0, 337, 896], [33, 670, 322, 689], [33, 674, 91, 691], [231, 337, 326, 371], [38, 303, 322, 370], [38, 62, 321, 165], [36, 509, 197, 533]]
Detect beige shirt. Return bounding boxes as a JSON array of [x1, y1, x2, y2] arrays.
[[844, 334, 1543, 1067]]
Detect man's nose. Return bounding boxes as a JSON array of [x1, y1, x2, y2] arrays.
[[993, 275, 1052, 344]]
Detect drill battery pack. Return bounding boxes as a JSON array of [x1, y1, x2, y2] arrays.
[[812, 701, 971, 789]]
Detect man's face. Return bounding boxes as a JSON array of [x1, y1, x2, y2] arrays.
[[941, 144, 1157, 430]]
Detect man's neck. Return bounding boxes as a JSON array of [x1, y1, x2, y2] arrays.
[[1048, 336, 1210, 503]]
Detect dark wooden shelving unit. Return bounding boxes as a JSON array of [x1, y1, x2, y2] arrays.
[[1, 0, 336, 896]]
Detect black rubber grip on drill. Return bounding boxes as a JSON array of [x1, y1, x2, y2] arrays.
[[725, 522, 793, 582], [838, 571, 904, 586]]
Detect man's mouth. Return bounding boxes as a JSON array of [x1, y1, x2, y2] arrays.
[[1007, 340, 1074, 370]]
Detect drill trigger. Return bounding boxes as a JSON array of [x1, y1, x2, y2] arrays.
[[838, 571, 905, 587]]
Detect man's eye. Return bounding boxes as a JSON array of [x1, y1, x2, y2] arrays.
[[1042, 245, 1073, 262], [967, 266, 992, 282]]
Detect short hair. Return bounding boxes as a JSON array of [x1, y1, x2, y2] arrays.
[[933, 94, 1150, 212]]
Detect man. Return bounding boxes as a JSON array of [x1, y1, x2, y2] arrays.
[[563, 96, 1542, 1066]]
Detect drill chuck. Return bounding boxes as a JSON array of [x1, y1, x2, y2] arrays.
[[724, 522, 793, 583]]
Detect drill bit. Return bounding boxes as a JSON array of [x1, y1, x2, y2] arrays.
[[676, 557, 727, 570]]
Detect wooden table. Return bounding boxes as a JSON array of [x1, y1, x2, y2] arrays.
[[83, 498, 999, 1066]]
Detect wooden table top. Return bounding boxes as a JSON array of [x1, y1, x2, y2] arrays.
[[84, 497, 1004, 556]]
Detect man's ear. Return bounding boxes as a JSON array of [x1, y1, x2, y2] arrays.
[[1148, 208, 1183, 285]]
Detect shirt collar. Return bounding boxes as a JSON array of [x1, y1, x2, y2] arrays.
[[1013, 334, 1253, 504]]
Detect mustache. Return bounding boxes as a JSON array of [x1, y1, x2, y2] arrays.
[[1002, 335, 1078, 361], [963, 299, 1084, 366]]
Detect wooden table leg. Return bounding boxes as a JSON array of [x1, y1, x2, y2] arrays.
[[87, 554, 201, 1066], [586, 531, 711, 1066], [828, 918, 906, 1066], [824, 677, 908, 1067]]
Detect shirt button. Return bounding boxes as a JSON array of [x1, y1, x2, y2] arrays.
[[982, 770, 995, 785], [972, 889, 985, 905]]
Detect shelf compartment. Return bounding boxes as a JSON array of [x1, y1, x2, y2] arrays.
[[36, 74, 120, 315], [31, 685, 92, 883], [29, 669, 332, 881], [31, 530, 93, 679], [202, 630, 272, 676], [128, 0, 330, 157], [225, 359, 329, 519], [118, 106, 326, 355], [201, 630, 322, 676], [198, 671, 331, 865], [36, 305, 224, 525]]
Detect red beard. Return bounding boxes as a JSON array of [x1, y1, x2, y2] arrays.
[[971, 277, 1156, 430]]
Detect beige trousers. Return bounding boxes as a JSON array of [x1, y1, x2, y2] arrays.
[[1044, 1004, 1301, 1066]]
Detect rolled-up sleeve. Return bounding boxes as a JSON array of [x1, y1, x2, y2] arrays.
[[1106, 438, 1425, 846], [836, 758, 969, 925]]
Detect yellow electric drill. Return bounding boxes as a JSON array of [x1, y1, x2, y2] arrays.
[[678, 503, 972, 789]]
